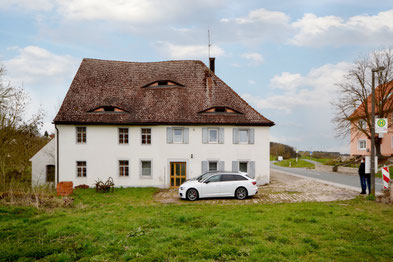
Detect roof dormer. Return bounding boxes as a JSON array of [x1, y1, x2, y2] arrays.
[[142, 80, 184, 88], [199, 107, 242, 114], [88, 106, 128, 113]]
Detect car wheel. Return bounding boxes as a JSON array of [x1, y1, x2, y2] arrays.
[[186, 188, 198, 201], [235, 187, 248, 200]]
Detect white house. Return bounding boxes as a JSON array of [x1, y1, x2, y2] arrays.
[[32, 58, 274, 188]]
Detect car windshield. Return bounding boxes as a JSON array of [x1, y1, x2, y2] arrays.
[[196, 173, 216, 182]]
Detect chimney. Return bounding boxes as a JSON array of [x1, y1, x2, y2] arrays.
[[209, 57, 215, 73]]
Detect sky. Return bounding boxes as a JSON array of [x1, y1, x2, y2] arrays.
[[1, 0, 393, 153]]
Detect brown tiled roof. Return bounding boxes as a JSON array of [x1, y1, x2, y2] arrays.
[[349, 81, 393, 119], [54, 58, 274, 126]]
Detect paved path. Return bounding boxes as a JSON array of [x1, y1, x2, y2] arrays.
[[155, 170, 358, 204], [302, 158, 321, 165], [271, 162, 384, 193]]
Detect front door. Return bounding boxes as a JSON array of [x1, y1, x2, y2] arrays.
[[170, 162, 186, 188]]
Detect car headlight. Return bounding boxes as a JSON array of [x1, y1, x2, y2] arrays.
[[180, 187, 184, 190]]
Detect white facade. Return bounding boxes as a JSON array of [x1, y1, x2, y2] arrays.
[[30, 138, 56, 186], [56, 124, 270, 188]]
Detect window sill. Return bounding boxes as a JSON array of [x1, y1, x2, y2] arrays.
[[140, 176, 153, 179]]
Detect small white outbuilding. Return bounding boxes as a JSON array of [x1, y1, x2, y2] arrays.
[[30, 138, 56, 186]]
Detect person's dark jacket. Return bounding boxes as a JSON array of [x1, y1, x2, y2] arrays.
[[358, 162, 365, 176]]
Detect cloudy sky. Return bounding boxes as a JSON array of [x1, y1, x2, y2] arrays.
[[1, 0, 393, 153]]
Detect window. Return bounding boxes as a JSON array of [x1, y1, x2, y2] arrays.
[[76, 127, 86, 143], [208, 128, 218, 143], [77, 161, 87, 177], [119, 160, 129, 177], [141, 128, 151, 144], [358, 140, 367, 150], [119, 128, 128, 144], [46, 165, 55, 183], [239, 162, 248, 173], [233, 175, 248, 181], [91, 106, 126, 112], [221, 174, 247, 181], [200, 107, 240, 114], [205, 175, 221, 183], [144, 80, 184, 88], [141, 161, 152, 177], [209, 161, 218, 171], [173, 128, 183, 143], [239, 129, 249, 144]]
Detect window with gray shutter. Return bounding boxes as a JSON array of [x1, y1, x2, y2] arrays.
[[249, 161, 255, 178], [249, 128, 255, 144], [218, 128, 224, 144], [232, 161, 239, 172], [167, 127, 173, 143], [202, 161, 208, 173], [202, 128, 208, 143], [239, 162, 248, 172], [208, 161, 218, 171], [184, 128, 189, 144], [233, 128, 239, 144], [218, 161, 225, 171]]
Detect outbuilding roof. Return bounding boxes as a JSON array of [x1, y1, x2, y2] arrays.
[[54, 58, 274, 126]]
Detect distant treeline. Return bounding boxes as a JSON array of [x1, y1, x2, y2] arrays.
[[298, 151, 341, 159], [270, 142, 344, 160], [270, 142, 297, 159]]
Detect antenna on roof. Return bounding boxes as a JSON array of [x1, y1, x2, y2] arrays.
[[208, 29, 211, 59]]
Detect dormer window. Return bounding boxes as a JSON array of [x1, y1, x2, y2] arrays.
[[89, 106, 127, 113], [143, 80, 184, 88], [199, 107, 242, 114]]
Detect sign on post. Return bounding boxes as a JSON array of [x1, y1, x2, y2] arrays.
[[376, 118, 388, 133], [382, 166, 390, 189], [365, 156, 378, 174]]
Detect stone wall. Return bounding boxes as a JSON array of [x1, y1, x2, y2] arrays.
[[314, 164, 358, 175]]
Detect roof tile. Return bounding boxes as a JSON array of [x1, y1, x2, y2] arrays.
[[54, 58, 274, 126]]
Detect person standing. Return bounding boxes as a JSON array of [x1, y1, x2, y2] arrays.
[[358, 158, 367, 194]]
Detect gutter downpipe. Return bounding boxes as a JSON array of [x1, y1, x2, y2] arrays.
[[55, 125, 59, 184]]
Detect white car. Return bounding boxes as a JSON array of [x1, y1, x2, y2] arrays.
[[179, 172, 258, 201]]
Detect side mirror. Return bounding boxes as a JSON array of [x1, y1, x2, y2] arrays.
[[204, 180, 210, 184]]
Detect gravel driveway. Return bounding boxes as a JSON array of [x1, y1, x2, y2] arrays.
[[154, 169, 359, 204]]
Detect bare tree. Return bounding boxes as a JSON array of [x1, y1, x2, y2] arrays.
[[333, 48, 393, 156], [0, 64, 45, 186]]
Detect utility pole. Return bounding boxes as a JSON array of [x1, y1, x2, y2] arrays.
[[208, 29, 211, 59], [370, 66, 385, 196]]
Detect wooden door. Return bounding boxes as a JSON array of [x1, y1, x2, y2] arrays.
[[170, 162, 186, 188]]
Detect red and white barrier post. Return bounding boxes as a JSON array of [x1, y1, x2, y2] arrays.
[[382, 166, 390, 189]]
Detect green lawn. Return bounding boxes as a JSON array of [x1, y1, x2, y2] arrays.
[[1, 188, 393, 261], [274, 159, 315, 169], [307, 157, 332, 165]]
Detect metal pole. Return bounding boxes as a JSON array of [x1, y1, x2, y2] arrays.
[[370, 71, 376, 196], [370, 66, 385, 196]]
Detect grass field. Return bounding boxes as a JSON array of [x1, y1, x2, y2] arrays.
[[274, 159, 315, 169], [305, 157, 332, 165], [1, 188, 393, 261]]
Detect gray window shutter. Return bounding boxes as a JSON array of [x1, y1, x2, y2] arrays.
[[202, 128, 208, 144], [166, 127, 173, 143], [202, 161, 208, 173], [249, 128, 255, 144], [249, 161, 255, 178], [218, 161, 225, 171], [232, 161, 239, 172], [233, 128, 239, 144], [218, 128, 224, 144], [183, 128, 189, 144]]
